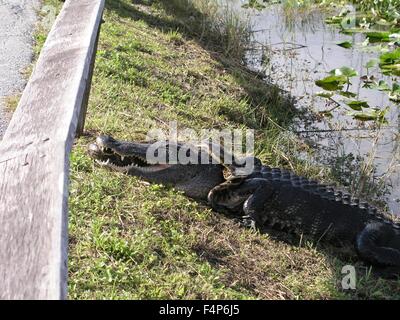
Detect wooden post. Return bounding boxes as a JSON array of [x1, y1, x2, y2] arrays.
[[0, 0, 105, 300], [76, 21, 102, 137]]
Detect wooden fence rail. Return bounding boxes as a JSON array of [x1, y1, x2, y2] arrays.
[[0, 0, 105, 299]]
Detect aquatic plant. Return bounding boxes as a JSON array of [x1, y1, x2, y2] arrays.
[[165, 0, 252, 59], [315, 64, 393, 123], [310, 0, 400, 123], [379, 47, 400, 75], [242, 0, 267, 10], [355, 0, 400, 25]]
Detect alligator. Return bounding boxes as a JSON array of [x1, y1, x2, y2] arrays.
[[88, 135, 400, 276], [87, 135, 228, 199]]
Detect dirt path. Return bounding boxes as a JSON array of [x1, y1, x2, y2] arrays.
[[0, 0, 40, 138]]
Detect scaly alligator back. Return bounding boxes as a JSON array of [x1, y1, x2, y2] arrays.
[[253, 166, 400, 244]]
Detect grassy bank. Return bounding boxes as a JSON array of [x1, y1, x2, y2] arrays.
[[33, 0, 400, 299]]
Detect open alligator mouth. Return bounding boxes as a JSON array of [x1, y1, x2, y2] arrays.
[[88, 136, 171, 172]]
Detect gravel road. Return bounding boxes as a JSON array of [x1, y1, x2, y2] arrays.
[[0, 0, 40, 138]]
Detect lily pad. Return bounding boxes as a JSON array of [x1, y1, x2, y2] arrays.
[[342, 28, 370, 35], [330, 66, 358, 78], [346, 100, 370, 110], [381, 64, 400, 76], [315, 75, 347, 91], [380, 48, 400, 65], [365, 59, 379, 69], [349, 112, 376, 121], [316, 91, 334, 98], [341, 16, 356, 30], [370, 80, 391, 91], [379, 48, 400, 76], [366, 31, 391, 42], [348, 108, 387, 123], [337, 41, 352, 48], [325, 16, 342, 25], [339, 91, 357, 98]]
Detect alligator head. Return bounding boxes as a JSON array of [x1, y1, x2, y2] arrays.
[[88, 135, 232, 200]]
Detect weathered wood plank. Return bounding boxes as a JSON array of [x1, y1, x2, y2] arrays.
[[0, 0, 104, 299]]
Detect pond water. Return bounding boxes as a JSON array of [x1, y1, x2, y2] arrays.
[[233, 2, 400, 214]]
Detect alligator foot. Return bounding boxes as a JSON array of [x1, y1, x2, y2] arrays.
[[239, 215, 257, 230], [241, 178, 274, 226]]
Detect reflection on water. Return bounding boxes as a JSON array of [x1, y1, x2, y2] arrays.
[[236, 3, 400, 214]]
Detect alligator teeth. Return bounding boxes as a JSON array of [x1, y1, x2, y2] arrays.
[[96, 159, 111, 166], [109, 162, 135, 172], [121, 156, 125, 161]]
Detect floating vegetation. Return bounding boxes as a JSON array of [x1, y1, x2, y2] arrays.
[[337, 40, 353, 48], [242, 0, 400, 120], [379, 47, 400, 76], [313, 0, 400, 122], [314, 64, 391, 122], [366, 31, 392, 42], [242, 0, 267, 10], [315, 74, 348, 91], [346, 100, 370, 110], [356, 0, 400, 24]]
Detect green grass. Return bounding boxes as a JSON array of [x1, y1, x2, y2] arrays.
[[31, 0, 400, 299], [3, 94, 21, 113]]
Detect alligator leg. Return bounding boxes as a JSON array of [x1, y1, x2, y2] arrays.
[[240, 178, 275, 228], [207, 177, 247, 215], [356, 222, 400, 277], [208, 178, 274, 224]]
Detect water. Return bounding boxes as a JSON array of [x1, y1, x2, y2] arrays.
[[235, 3, 400, 214]]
